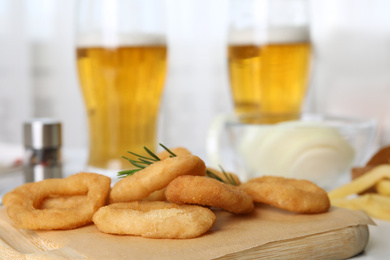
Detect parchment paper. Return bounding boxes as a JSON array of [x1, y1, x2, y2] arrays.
[[0, 205, 375, 260]]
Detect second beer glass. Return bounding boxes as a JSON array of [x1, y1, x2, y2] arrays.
[[76, 0, 167, 174], [228, 0, 311, 122]]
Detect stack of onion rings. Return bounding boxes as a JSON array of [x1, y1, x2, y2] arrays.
[[165, 175, 254, 214], [93, 201, 216, 239], [240, 176, 330, 214], [2, 143, 333, 239], [135, 147, 193, 202], [3, 172, 111, 230], [110, 155, 206, 203]]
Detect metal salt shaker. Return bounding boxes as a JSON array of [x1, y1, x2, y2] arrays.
[[23, 118, 62, 182]]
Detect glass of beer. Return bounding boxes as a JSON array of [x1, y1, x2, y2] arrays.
[[76, 0, 167, 175], [228, 0, 311, 123]]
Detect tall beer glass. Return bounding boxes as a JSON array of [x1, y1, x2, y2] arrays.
[[228, 0, 311, 122], [76, 0, 167, 174]]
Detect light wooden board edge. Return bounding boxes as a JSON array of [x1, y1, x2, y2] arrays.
[[215, 225, 369, 260], [0, 218, 87, 259]]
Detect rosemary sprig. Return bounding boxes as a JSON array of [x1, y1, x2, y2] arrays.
[[118, 143, 238, 186], [159, 143, 176, 157], [117, 147, 162, 178], [206, 166, 238, 186]]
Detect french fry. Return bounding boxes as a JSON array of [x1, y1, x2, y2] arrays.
[[329, 163, 390, 221], [332, 194, 390, 221], [328, 165, 390, 200], [360, 194, 390, 221], [331, 196, 369, 211], [375, 179, 390, 196]]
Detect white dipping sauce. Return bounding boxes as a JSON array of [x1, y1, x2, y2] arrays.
[[238, 121, 355, 189]]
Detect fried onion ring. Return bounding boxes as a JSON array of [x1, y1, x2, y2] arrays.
[[142, 188, 166, 201], [93, 201, 216, 239], [3, 172, 111, 230], [165, 175, 254, 214], [110, 155, 206, 203], [240, 176, 330, 214]]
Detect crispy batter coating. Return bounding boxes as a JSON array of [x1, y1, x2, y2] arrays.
[[3, 172, 111, 230], [93, 201, 216, 239], [142, 188, 166, 201], [240, 176, 330, 214], [110, 155, 206, 203], [165, 175, 254, 214]]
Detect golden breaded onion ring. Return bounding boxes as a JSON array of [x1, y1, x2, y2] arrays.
[[3, 172, 111, 230], [109, 155, 206, 203], [165, 175, 254, 214], [240, 176, 330, 214], [142, 188, 166, 201], [93, 201, 216, 239]]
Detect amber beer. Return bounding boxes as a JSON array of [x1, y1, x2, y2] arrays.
[[228, 29, 311, 122], [77, 45, 167, 170]]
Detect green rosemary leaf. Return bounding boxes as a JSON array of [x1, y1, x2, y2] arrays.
[[119, 145, 162, 178], [128, 159, 148, 169], [117, 169, 140, 178], [138, 157, 155, 165], [121, 156, 149, 167], [143, 146, 161, 161], [206, 169, 224, 182], [228, 174, 238, 186], [126, 151, 159, 162], [121, 155, 133, 162], [220, 166, 238, 186], [205, 167, 238, 186], [159, 143, 177, 157]]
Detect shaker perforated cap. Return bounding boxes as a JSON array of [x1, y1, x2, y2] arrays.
[[24, 118, 62, 149]]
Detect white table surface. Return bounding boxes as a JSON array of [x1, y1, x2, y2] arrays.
[[354, 218, 390, 259]]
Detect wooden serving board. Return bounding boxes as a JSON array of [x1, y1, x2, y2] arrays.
[[0, 205, 374, 260]]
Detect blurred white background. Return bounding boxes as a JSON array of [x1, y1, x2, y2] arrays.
[[1, 0, 390, 162]]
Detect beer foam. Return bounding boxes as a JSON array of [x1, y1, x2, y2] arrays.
[[229, 26, 310, 45], [77, 33, 166, 47]]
